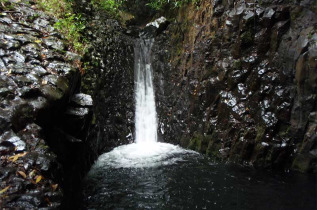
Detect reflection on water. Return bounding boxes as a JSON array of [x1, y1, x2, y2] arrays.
[[82, 143, 316, 210]]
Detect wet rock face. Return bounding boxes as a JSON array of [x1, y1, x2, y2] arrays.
[[0, 1, 90, 208], [121, 0, 156, 25], [152, 0, 316, 172], [81, 10, 135, 153], [62, 93, 93, 140]]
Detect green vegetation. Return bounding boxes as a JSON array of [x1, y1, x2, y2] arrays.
[[35, 0, 72, 17], [0, 0, 17, 10], [255, 126, 265, 142], [146, 0, 201, 11], [89, 0, 200, 16], [1, 0, 204, 71], [91, 0, 126, 17], [292, 154, 313, 173], [54, 13, 86, 53], [35, 0, 87, 54], [240, 30, 254, 47], [232, 59, 242, 70], [188, 135, 202, 151], [32, 0, 203, 54], [206, 132, 222, 160], [188, 132, 211, 154]]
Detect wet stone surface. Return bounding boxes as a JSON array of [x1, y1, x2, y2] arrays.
[[80, 5, 135, 153], [0, 0, 88, 208], [70, 93, 93, 107], [152, 0, 317, 172]]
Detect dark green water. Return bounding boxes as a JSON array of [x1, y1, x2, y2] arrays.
[[82, 143, 316, 210]]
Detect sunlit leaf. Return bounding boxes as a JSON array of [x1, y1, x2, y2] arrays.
[[34, 39, 42, 43], [35, 175, 43, 183], [51, 184, 58, 191], [0, 186, 10, 194], [29, 170, 36, 178], [8, 152, 28, 162], [17, 171, 27, 179]]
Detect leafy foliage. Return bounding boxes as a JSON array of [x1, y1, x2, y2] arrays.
[[32, 0, 201, 54], [0, 0, 18, 10], [91, 0, 126, 16], [35, 0, 87, 54], [54, 13, 87, 53], [35, 0, 71, 17], [146, 0, 201, 11], [90, 0, 200, 16]]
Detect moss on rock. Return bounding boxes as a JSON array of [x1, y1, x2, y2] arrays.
[[292, 154, 315, 173]]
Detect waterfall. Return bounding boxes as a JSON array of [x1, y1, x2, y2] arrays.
[[85, 35, 196, 169], [134, 38, 158, 143]]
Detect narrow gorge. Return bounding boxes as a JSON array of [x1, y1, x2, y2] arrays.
[[0, 0, 316, 209]]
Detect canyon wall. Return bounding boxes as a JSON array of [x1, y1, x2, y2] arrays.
[[152, 0, 316, 172], [0, 1, 94, 208]]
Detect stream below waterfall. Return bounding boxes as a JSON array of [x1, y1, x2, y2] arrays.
[[81, 143, 316, 209]]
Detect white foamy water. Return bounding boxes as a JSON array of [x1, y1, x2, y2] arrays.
[[90, 36, 198, 170], [92, 142, 197, 168], [134, 38, 158, 143]]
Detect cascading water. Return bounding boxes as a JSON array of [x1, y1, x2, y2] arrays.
[[134, 38, 158, 144], [82, 35, 195, 169]]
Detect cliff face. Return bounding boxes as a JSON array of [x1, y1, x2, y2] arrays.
[[0, 1, 95, 208], [78, 0, 316, 174], [152, 0, 316, 172], [80, 8, 135, 154]]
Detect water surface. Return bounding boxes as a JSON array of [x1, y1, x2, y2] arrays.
[[82, 143, 316, 210]]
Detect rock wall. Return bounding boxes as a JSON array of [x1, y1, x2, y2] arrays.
[[80, 3, 135, 153], [152, 0, 316, 172], [0, 1, 93, 208], [2, 0, 314, 208]]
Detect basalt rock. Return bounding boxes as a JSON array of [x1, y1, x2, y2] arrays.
[[80, 7, 135, 154], [0, 1, 93, 208], [152, 0, 316, 172]]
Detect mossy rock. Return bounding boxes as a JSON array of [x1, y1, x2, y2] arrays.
[[255, 126, 266, 142], [290, 6, 303, 22], [292, 154, 316, 173], [270, 29, 279, 53], [11, 103, 35, 131], [229, 140, 243, 161], [232, 59, 242, 70], [188, 137, 202, 151], [251, 143, 269, 167], [240, 30, 254, 48], [249, 75, 261, 91], [180, 135, 190, 148], [241, 140, 255, 160], [278, 125, 291, 138], [188, 133, 212, 154], [265, 146, 285, 167], [206, 135, 222, 160]]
